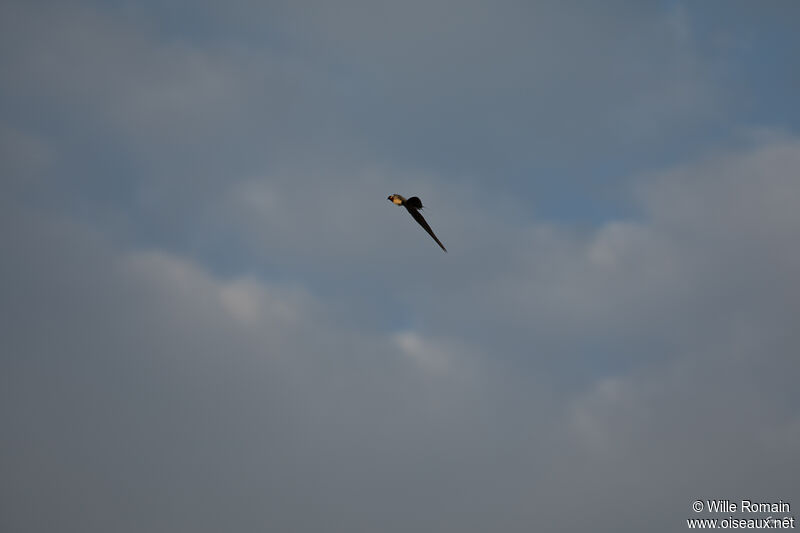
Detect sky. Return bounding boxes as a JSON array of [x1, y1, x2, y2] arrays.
[[2, 1, 799, 531]]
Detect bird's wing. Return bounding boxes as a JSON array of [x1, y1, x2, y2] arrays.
[[406, 206, 447, 252], [406, 196, 423, 210]]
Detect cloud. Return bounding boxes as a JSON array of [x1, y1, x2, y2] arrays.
[[1, 0, 728, 222], [2, 0, 799, 530], [4, 127, 799, 531], [529, 136, 800, 530], [1, 199, 514, 532]]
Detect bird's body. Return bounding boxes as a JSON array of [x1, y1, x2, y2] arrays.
[[387, 194, 447, 252]]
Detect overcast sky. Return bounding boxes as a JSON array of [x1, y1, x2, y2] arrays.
[[2, 1, 799, 531]]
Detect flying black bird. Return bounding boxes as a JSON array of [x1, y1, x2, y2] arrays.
[[387, 194, 447, 252]]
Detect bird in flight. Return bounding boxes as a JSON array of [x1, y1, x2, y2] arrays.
[[387, 194, 447, 252]]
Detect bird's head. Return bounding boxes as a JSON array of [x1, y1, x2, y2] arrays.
[[388, 194, 404, 205]]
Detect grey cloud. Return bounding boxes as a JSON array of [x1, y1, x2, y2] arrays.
[[2, 1, 800, 531], [431, 136, 800, 532], [4, 131, 799, 532], [1, 0, 725, 218], [2, 202, 548, 533]]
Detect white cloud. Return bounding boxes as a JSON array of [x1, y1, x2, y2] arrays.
[[393, 330, 476, 378], [218, 279, 265, 324], [123, 251, 304, 327]]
